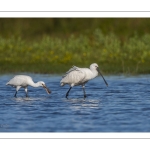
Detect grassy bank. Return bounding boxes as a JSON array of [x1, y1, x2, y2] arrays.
[[1, 29, 150, 74]]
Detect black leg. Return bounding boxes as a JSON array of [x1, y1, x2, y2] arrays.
[[26, 93, 28, 97], [14, 91, 17, 97], [82, 85, 86, 98], [66, 87, 72, 98]]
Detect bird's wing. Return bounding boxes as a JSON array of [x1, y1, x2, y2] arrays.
[[62, 66, 79, 78], [6, 75, 28, 86], [61, 67, 86, 85]]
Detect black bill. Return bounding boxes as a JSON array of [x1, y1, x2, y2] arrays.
[[43, 85, 51, 94], [97, 67, 108, 87]]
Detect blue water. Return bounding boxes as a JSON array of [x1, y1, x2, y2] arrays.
[[0, 74, 150, 132]]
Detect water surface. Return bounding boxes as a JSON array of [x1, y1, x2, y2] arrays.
[[0, 74, 150, 132]]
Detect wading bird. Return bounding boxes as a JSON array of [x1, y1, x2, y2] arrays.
[[6, 75, 51, 97], [60, 63, 108, 98]]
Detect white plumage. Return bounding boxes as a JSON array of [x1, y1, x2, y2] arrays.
[[6, 75, 51, 97], [60, 63, 108, 98]]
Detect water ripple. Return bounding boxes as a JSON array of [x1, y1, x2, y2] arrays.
[[1, 74, 150, 132]]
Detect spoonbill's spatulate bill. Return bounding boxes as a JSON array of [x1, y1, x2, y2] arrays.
[[6, 75, 51, 97], [60, 63, 108, 98]]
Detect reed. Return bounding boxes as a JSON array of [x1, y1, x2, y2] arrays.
[[1, 29, 150, 74]]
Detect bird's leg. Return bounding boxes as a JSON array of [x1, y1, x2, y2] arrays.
[[14, 86, 21, 97], [82, 85, 86, 98], [25, 87, 28, 97], [14, 91, 17, 97], [66, 87, 72, 98]]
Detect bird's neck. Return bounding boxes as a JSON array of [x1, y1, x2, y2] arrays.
[[29, 81, 40, 87], [91, 69, 99, 79]]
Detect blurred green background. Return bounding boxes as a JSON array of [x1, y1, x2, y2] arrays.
[[1, 18, 150, 74]]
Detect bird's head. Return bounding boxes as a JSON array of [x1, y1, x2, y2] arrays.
[[90, 63, 99, 70], [38, 81, 51, 94], [90, 63, 108, 87]]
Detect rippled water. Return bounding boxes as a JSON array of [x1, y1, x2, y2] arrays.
[[0, 74, 150, 132]]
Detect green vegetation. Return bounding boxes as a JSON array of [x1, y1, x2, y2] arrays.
[[0, 18, 150, 74]]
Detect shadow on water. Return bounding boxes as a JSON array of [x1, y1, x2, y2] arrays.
[[13, 96, 51, 102], [64, 97, 102, 109]]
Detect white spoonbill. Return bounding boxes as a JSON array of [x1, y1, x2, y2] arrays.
[[60, 63, 108, 98], [6, 75, 51, 97]]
